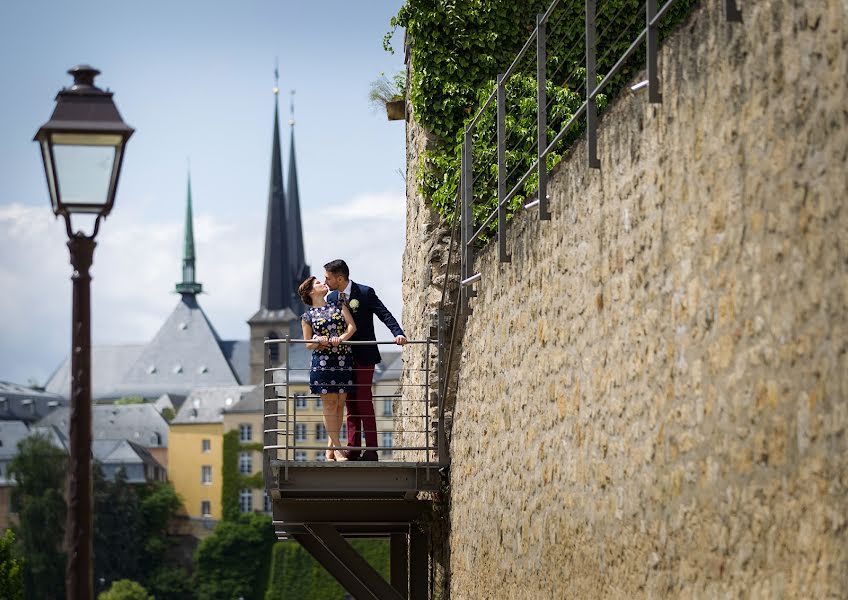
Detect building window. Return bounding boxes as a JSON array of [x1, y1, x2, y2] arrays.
[[383, 399, 392, 416], [268, 332, 280, 363], [382, 433, 393, 458], [294, 451, 307, 462], [201, 501, 211, 517], [202, 439, 211, 453], [263, 490, 271, 513], [295, 393, 307, 409], [239, 424, 253, 442], [315, 424, 327, 441], [315, 397, 323, 409], [239, 452, 252, 474], [239, 489, 253, 513], [151, 432, 163, 446], [295, 423, 307, 442], [315, 451, 326, 461], [201, 465, 212, 485], [340, 423, 347, 441]]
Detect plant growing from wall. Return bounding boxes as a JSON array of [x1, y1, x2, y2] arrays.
[[385, 0, 697, 239], [222, 429, 265, 521]]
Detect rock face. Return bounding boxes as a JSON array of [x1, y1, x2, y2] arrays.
[[402, 0, 848, 597]]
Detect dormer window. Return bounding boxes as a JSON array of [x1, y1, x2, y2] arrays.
[[173, 365, 183, 374]]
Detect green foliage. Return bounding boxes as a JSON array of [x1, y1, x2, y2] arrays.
[[97, 579, 154, 600], [265, 539, 389, 600], [368, 71, 406, 110], [161, 406, 176, 422], [94, 466, 142, 585], [221, 430, 264, 522], [146, 566, 195, 600], [387, 0, 697, 239], [9, 432, 66, 600], [137, 481, 183, 578], [114, 396, 145, 405], [0, 530, 24, 600], [193, 513, 276, 600]]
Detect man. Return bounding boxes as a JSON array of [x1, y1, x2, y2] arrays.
[[324, 259, 406, 461]]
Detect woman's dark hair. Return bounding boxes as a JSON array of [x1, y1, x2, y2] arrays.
[[298, 276, 317, 306], [323, 259, 349, 279]]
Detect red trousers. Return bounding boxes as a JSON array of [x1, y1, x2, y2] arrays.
[[345, 362, 377, 453]]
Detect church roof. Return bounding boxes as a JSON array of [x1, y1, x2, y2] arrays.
[[259, 93, 296, 312], [172, 385, 255, 425], [287, 119, 309, 287], [44, 344, 145, 401], [0, 382, 67, 423], [116, 295, 241, 397], [175, 173, 202, 295], [37, 402, 169, 448]]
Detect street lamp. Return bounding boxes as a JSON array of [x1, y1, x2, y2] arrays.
[[34, 65, 133, 600]]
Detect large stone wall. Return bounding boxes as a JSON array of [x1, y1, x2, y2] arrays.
[[402, 0, 848, 597]]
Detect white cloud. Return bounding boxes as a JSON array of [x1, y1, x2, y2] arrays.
[[0, 189, 408, 386]]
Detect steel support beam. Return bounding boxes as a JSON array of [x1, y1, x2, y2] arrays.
[[646, 0, 662, 103], [274, 498, 432, 524], [409, 525, 429, 600], [295, 526, 405, 600], [391, 533, 409, 599]]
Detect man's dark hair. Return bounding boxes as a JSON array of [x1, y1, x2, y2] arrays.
[[323, 259, 349, 279]]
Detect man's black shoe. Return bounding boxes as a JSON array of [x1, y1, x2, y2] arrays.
[[341, 450, 360, 461], [360, 451, 379, 461]]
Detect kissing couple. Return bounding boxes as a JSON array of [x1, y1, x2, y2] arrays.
[[297, 259, 406, 462]]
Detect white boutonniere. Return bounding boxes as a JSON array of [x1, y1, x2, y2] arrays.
[[348, 299, 360, 312]]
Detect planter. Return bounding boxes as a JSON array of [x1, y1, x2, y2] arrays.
[[385, 99, 405, 121]]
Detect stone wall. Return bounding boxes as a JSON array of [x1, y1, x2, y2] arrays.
[[402, 0, 848, 597]]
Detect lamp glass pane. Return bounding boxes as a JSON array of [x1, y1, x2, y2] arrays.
[[52, 141, 118, 211]]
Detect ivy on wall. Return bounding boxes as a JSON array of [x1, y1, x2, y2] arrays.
[[222, 429, 265, 521], [386, 0, 697, 239]]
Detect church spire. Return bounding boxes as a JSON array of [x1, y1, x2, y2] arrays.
[[259, 73, 294, 311], [176, 172, 203, 295], [287, 89, 309, 287]]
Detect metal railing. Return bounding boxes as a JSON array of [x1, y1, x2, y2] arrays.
[[262, 337, 440, 482], [459, 0, 742, 304]]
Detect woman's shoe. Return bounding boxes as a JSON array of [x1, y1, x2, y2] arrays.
[[333, 450, 349, 462]]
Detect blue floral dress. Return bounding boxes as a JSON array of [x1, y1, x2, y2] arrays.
[[301, 300, 354, 394]]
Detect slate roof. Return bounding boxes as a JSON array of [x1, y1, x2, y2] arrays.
[[172, 385, 255, 425], [0, 421, 31, 460], [37, 403, 169, 448], [219, 340, 251, 385], [0, 382, 67, 423], [287, 126, 310, 287], [44, 344, 144, 401], [92, 439, 165, 484], [375, 352, 403, 383]]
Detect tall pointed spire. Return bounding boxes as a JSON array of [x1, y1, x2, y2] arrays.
[[287, 89, 309, 288], [176, 171, 203, 295], [259, 74, 294, 311]]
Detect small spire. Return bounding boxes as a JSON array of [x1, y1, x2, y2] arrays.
[[273, 58, 280, 96], [176, 171, 202, 295], [289, 89, 296, 126]]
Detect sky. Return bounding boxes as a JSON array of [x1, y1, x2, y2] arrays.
[[0, 0, 408, 386]]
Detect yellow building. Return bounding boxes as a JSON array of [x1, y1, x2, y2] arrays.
[[169, 385, 254, 521]]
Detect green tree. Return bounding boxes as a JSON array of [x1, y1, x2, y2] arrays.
[[0, 529, 24, 600], [114, 396, 145, 405], [137, 481, 182, 577], [97, 579, 154, 600], [146, 566, 194, 600], [194, 513, 275, 600], [9, 432, 67, 599], [94, 465, 142, 586]]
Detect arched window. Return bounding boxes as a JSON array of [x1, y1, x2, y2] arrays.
[[267, 330, 279, 363]]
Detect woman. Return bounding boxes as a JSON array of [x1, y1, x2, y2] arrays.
[[298, 275, 357, 462]]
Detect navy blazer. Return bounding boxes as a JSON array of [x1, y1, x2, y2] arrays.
[[328, 281, 404, 366]]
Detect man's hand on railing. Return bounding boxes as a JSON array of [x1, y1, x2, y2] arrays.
[[395, 335, 407, 346]]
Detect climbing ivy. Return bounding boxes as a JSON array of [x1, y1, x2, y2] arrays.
[[386, 0, 698, 238], [221, 430, 265, 521]]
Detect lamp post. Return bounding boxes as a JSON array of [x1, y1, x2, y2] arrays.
[[34, 65, 133, 600]]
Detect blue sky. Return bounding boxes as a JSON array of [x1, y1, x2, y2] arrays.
[[0, 0, 408, 385]]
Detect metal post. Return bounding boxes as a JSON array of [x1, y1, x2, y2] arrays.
[[424, 339, 431, 466], [285, 334, 291, 476], [263, 337, 272, 490], [391, 533, 409, 599], [436, 308, 446, 466], [496, 73, 511, 263], [646, 0, 662, 103], [725, 0, 742, 22], [585, 0, 600, 169], [65, 234, 95, 600], [409, 525, 428, 600], [462, 129, 475, 314], [536, 13, 551, 220]]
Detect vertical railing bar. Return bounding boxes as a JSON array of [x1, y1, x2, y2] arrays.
[[646, 0, 662, 103], [496, 73, 511, 263], [536, 12, 551, 220], [424, 338, 431, 472], [462, 129, 475, 314], [285, 334, 291, 479], [585, 0, 601, 169], [263, 337, 273, 489], [725, 0, 742, 22], [437, 307, 446, 466]]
